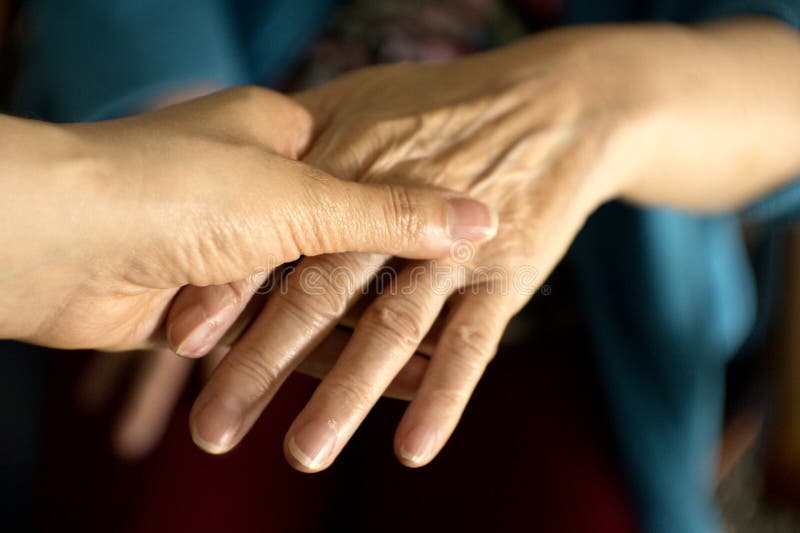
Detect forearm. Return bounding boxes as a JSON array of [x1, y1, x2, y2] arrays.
[[442, 18, 800, 214], [619, 18, 800, 210]]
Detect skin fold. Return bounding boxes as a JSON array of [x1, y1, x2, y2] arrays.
[[0, 87, 496, 352], [160, 19, 800, 472]]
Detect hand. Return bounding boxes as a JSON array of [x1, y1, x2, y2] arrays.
[[84, 290, 433, 459], [178, 19, 800, 470], [181, 30, 634, 468], [0, 86, 496, 350]]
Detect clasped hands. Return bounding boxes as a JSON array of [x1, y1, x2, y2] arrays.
[[11, 20, 799, 472], [152, 31, 649, 471]]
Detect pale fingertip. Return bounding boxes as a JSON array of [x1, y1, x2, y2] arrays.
[[286, 418, 338, 472], [173, 320, 218, 358], [446, 197, 498, 243], [398, 424, 439, 467], [111, 424, 155, 462], [168, 304, 217, 358], [191, 425, 235, 455], [190, 395, 243, 455]]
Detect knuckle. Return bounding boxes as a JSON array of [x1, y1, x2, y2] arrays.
[[385, 185, 424, 247], [427, 386, 469, 413], [280, 260, 354, 323], [442, 322, 498, 366], [302, 258, 358, 298], [360, 297, 425, 349], [280, 292, 345, 330], [279, 167, 338, 255], [326, 375, 379, 412], [224, 347, 282, 400]]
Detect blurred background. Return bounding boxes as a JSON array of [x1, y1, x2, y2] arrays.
[[2, 1, 800, 532]]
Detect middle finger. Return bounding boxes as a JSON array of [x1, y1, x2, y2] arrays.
[[283, 259, 459, 472], [189, 252, 388, 454]]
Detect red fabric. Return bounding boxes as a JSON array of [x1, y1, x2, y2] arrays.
[[41, 345, 636, 533]]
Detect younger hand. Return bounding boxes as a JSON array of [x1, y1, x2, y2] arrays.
[[0, 87, 495, 351]]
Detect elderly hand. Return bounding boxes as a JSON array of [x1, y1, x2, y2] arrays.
[[180, 29, 631, 468], [0, 86, 495, 351], [177, 19, 800, 470], [84, 288, 432, 459]]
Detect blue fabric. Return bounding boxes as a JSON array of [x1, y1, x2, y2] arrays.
[[571, 207, 748, 533], [567, 2, 800, 532], [232, 0, 337, 86], [13, 0, 336, 121], [11, 1, 800, 532], [14, 0, 249, 121], [746, 178, 800, 225]]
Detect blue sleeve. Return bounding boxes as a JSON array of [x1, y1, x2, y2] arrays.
[[12, 0, 250, 121], [568, 3, 800, 533], [696, 0, 800, 26]]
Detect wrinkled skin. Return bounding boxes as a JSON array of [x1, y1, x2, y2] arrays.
[[168, 20, 800, 469], [1, 86, 489, 349], [184, 29, 649, 468]]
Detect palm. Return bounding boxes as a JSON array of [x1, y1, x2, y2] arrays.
[[41, 285, 176, 351]]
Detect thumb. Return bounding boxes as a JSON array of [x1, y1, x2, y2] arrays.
[[283, 163, 498, 260], [160, 166, 496, 356], [135, 158, 496, 289]]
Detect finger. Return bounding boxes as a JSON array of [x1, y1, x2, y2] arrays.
[[189, 252, 388, 454], [200, 345, 228, 382], [158, 159, 495, 295], [382, 354, 429, 401], [160, 86, 314, 159], [111, 348, 193, 460], [292, 87, 333, 135], [167, 263, 291, 358], [297, 327, 429, 401], [76, 352, 134, 413], [284, 170, 498, 259], [120, 92, 498, 291], [283, 262, 454, 472], [339, 300, 445, 357], [166, 271, 268, 358], [394, 289, 520, 467]]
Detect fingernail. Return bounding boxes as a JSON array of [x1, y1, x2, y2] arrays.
[[287, 418, 338, 470], [170, 306, 218, 357], [399, 424, 438, 465], [191, 396, 243, 454], [447, 198, 497, 241]]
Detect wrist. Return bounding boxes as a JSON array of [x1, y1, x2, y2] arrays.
[[497, 26, 681, 213], [552, 24, 710, 206], [603, 19, 800, 210], [0, 117, 109, 339]]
